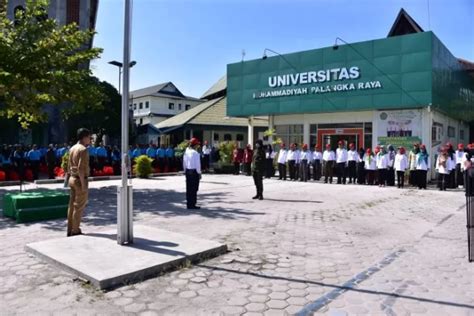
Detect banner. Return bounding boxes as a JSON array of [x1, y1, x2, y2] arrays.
[[377, 109, 422, 138]]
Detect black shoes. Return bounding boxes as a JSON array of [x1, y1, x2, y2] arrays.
[[252, 195, 259, 199], [187, 206, 201, 209], [259, 196, 264, 200]]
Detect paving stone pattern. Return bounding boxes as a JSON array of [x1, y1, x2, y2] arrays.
[[0, 175, 472, 315]]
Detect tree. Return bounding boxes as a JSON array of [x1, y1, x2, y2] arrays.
[[0, 0, 105, 128], [66, 79, 122, 143]]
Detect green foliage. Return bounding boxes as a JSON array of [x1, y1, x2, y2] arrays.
[[263, 128, 276, 137], [61, 151, 69, 171], [66, 79, 121, 141], [174, 140, 190, 158], [133, 155, 153, 178], [0, 0, 105, 128], [273, 137, 283, 146], [218, 141, 234, 164]]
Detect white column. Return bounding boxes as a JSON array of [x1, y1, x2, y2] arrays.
[[303, 122, 310, 145], [268, 115, 275, 144], [248, 116, 254, 146]]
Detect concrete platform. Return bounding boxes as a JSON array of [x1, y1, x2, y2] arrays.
[[25, 225, 227, 290]]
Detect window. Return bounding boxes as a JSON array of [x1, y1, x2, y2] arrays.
[[168, 103, 174, 110], [145, 101, 149, 109], [310, 124, 318, 147], [448, 126, 455, 138], [185, 104, 191, 110], [460, 129, 465, 140], [213, 133, 219, 141], [224, 134, 232, 141], [178, 104, 182, 110], [139, 118, 143, 125], [133, 104, 137, 110], [236, 134, 244, 141], [275, 124, 303, 146], [139, 102, 143, 109]]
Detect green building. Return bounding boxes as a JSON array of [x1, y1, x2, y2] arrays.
[[227, 9, 474, 173]]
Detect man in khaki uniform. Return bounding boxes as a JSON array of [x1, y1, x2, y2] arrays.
[[67, 128, 91, 237]]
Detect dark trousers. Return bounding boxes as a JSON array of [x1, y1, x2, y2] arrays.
[[312, 160, 321, 180], [438, 173, 448, 190], [323, 161, 334, 183], [347, 161, 356, 183], [245, 163, 251, 176], [185, 170, 200, 208], [448, 171, 456, 189], [278, 163, 287, 180], [409, 169, 416, 186], [30, 161, 40, 180], [357, 162, 366, 184], [233, 162, 240, 175], [288, 160, 296, 180], [378, 168, 387, 186], [97, 157, 106, 170], [456, 164, 464, 187], [265, 159, 274, 178], [253, 172, 264, 197], [203, 155, 210, 171], [295, 163, 300, 180], [336, 162, 346, 184], [158, 158, 165, 172], [366, 170, 375, 185], [47, 162, 55, 179], [387, 167, 395, 186], [300, 160, 308, 182], [417, 169, 427, 189], [396, 171, 405, 188]]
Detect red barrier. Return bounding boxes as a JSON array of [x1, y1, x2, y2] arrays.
[[25, 169, 33, 181], [9, 171, 19, 181], [103, 166, 114, 176], [0, 171, 5, 181]]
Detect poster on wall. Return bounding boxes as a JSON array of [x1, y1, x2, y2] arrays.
[[377, 110, 422, 149]]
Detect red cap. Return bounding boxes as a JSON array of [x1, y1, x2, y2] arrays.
[[420, 144, 426, 150], [338, 140, 343, 145], [281, 143, 286, 148], [349, 143, 354, 149], [302, 144, 308, 150], [399, 147, 406, 155], [366, 148, 372, 154], [314, 144, 321, 150], [325, 144, 331, 149], [204, 140, 208, 145], [458, 144, 464, 150], [190, 138, 200, 146]]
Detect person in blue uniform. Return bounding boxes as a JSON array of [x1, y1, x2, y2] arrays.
[[166, 145, 175, 171], [157, 144, 166, 172], [96, 143, 107, 170], [46, 144, 56, 179], [27, 144, 41, 180], [183, 138, 202, 209]]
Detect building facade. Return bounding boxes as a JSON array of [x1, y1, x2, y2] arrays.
[[130, 82, 201, 127], [227, 10, 474, 179]]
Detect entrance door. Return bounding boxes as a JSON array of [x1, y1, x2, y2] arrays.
[[318, 128, 364, 150]]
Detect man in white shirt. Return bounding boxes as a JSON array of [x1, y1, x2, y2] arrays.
[[201, 141, 211, 172], [286, 143, 299, 181], [455, 143, 465, 188], [347, 143, 359, 184], [183, 138, 202, 209], [322, 144, 335, 184], [299, 144, 310, 182], [312, 144, 322, 181], [277, 144, 288, 180], [335, 140, 348, 184]]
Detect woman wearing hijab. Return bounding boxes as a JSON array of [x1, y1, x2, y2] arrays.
[[357, 147, 366, 184], [446, 142, 456, 188], [264, 145, 275, 179], [386, 145, 396, 186], [394, 147, 408, 188], [415, 144, 430, 189], [364, 148, 376, 185], [436, 145, 452, 191], [408, 143, 420, 186], [376, 145, 389, 187]]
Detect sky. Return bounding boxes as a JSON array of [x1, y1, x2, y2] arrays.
[[91, 0, 474, 98]]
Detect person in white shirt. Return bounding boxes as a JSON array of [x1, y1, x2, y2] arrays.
[[415, 144, 430, 189], [265, 145, 276, 179], [376, 146, 389, 187], [357, 148, 366, 184], [347, 143, 359, 184], [201, 141, 211, 172], [455, 143, 465, 187], [436, 146, 452, 191], [386, 145, 396, 186], [322, 144, 335, 184], [294, 144, 302, 181], [364, 148, 376, 185], [312, 144, 322, 181], [299, 144, 311, 182], [277, 144, 288, 180], [286, 143, 299, 181], [335, 140, 348, 185], [394, 147, 408, 188], [183, 138, 202, 209]]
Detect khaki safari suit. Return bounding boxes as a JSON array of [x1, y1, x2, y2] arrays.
[[67, 142, 89, 236]]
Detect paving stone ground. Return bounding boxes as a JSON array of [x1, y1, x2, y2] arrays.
[[0, 175, 473, 315]]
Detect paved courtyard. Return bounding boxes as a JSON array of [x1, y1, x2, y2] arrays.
[[0, 175, 473, 315]]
